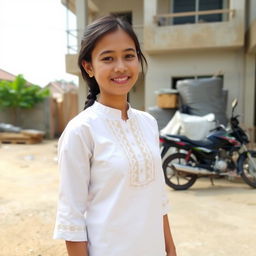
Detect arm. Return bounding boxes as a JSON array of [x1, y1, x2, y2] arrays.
[[163, 214, 177, 256], [66, 241, 89, 256], [53, 124, 92, 245]]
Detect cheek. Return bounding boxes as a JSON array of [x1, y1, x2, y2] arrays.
[[131, 61, 140, 77], [94, 64, 110, 81]]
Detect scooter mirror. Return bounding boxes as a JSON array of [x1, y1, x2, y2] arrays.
[[232, 98, 238, 110]]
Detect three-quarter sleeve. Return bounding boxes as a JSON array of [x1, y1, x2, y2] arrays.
[[53, 123, 92, 241]]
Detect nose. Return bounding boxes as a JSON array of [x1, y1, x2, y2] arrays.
[[114, 59, 127, 73]]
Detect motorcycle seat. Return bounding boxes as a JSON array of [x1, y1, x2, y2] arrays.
[[165, 134, 214, 148]]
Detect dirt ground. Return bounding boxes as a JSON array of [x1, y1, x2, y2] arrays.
[[0, 140, 255, 256]]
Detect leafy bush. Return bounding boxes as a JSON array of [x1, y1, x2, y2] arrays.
[[0, 74, 50, 125], [0, 74, 50, 109]]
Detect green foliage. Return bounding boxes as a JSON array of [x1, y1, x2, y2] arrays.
[[0, 74, 50, 109]]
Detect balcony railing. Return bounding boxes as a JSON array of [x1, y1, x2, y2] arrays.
[[66, 25, 144, 54], [154, 9, 235, 26], [66, 29, 79, 54]]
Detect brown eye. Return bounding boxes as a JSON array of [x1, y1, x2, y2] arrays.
[[125, 54, 135, 60], [101, 56, 113, 62]]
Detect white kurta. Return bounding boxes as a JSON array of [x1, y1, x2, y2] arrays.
[[53, 101, 170, 256]]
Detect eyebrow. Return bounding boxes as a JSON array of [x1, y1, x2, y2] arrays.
[[99, 48, 136, 56]]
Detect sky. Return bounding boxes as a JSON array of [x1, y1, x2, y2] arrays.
[[0, 0, 78, 87]]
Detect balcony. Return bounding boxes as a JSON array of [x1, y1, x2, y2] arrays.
[[144, 1, 245, 54]]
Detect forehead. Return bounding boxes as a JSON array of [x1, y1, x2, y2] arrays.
[[92, 28, 136, 56]]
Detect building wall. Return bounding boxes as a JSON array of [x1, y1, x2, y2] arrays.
[[157, 0, 170, 14], [93, 0, 143, 25], [145, 49, 245, 119], [129, 74, 145, 110], [0, 98, 54, 138], [248, 0, 256, 24], [245, 0, 256, 125]]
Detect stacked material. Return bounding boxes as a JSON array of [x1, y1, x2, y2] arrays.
[[155, 89, 179, 109], [160, 111, 215, 140], [177, 77, 228, 125], [148, 89, 179, 130], [0, 129, 45, 144]]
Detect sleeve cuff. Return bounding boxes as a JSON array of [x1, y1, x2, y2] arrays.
[[162, 201, 171, 215], [53, 224, 88, 241], [162, 187, 171, 215]]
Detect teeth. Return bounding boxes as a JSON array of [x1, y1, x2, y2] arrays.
[[113, 77, 128, 82]]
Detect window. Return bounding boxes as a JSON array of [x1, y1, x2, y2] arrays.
[[172, 0, 224, 25], [199, 0, 223, 23], [172, 0, 196, 25]]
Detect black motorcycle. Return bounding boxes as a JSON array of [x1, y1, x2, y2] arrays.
[[160, 99, 256, 190]]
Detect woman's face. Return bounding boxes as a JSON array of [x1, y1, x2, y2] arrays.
[[83, 28, 140, 97]]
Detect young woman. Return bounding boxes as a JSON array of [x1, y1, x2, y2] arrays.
[[53, 15, 177, 256]]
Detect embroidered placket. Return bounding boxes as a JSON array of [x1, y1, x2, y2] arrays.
[[106, 118, 155, 187]]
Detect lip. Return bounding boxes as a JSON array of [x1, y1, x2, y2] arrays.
[[111, 75, 130, 85]]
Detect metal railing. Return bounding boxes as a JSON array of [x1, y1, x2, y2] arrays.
[[66, 29, 79, 54], [154, 9, 235, 26]]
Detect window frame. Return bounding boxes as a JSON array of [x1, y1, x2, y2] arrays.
[[170, 0, 229, 25]]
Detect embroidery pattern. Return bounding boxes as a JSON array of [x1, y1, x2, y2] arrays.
[[107, 120, 140, 186], [106, 118, 155, 187], [57, 224, 85, 232], [129, 118, 155, 184]]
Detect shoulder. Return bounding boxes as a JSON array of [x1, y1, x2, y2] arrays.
[[65, 106, 97, 133], [59, 107, 96, 146]]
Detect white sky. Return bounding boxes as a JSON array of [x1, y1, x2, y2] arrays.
[[0, 0, 78, 87]]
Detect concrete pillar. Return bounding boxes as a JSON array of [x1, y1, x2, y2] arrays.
[[143, 0, 157, 111], [76, 0, 88, 111], [143, 0, 157, 26], [76, 0, 88, 47], [244, 54, 255, 126]]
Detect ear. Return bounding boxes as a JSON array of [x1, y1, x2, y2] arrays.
[[82, 60, 94, 78]]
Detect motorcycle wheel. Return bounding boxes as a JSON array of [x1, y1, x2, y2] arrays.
[[162, 152, 198, 190], [239, 151, 256, 188]]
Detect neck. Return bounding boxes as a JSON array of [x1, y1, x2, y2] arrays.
[[98, 94, 129, 120]]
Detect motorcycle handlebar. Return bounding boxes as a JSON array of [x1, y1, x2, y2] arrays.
[[209, 124, 226, 132]]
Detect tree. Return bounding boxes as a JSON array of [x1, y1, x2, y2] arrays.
[[0, 74, 50, 125]]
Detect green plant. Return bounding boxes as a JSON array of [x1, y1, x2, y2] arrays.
[[0, 74, 50, 125]]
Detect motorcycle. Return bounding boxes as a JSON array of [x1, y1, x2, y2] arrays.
[[160, 99, 256, 190]]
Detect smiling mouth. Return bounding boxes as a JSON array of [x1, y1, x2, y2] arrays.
[[111, 76, 130, 84]]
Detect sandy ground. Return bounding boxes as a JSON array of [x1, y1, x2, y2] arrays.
[[0, 140, 255, 256]]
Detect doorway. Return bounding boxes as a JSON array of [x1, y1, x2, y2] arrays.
[[111, 11, 132, 25]]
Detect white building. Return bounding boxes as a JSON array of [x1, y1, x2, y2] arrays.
[[61, 0, 256, 127]]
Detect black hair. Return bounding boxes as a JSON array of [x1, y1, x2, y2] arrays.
[[78, 15, 147, 109]]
